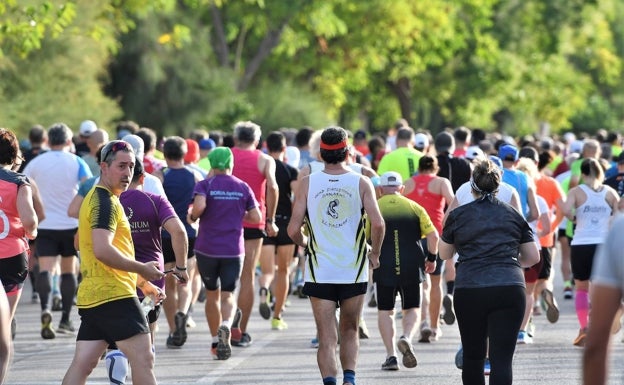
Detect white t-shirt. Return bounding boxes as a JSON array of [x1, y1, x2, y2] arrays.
[[24, 150, 92, 230]]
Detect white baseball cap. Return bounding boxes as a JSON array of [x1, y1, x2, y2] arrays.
[[414, 133, 429, 150], [79, 120, 98, 137], [380, 171, 403, 187]]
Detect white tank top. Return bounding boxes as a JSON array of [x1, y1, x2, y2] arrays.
[[309, 160, 363, 175], [571, 184, 612, 245], [305, 171, 368, 283]]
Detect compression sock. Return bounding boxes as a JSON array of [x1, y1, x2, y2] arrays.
[[343, 369, 355, 385], [575, 288, 589, 329], [105, 349, 128, 385], [36, 271, 51, 311], [322, 377, 337, 385], [60, 273, 77, 323]]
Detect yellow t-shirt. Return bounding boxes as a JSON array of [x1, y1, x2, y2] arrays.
[[77, 185, 137, 308]]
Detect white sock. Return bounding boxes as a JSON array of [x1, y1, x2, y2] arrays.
[[105, 349, 128, 385]]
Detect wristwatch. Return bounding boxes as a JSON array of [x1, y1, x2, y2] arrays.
[[266, 218, 275, 224]]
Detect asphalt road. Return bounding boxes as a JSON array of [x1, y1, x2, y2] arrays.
[[6, 270, 624, 385]]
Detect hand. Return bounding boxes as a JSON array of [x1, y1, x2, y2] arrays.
[[368, 250, 381, 269], [141, 261, 165, 281], [424, 260, 436, 274], [266, 221, 279, 237], [140, 282, 166, 305], [166, 268, 189, 285]]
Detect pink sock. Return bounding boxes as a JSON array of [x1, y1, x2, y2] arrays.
[[575, 289, 589, 329]]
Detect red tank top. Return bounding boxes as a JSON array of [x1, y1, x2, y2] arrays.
[[232, 148, 266, 229], [0, 170, 30, 257], [404, 174, 445, 233]]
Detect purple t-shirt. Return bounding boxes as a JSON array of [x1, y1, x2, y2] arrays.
[[120, 189, 177, 291], [193, 174, 258, 258]]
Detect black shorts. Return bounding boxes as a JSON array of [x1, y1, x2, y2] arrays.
[[0, 252, 28, 296], [538, 247, 552, 280], [263, 216, 294, 246], [376, 282, 421, 311], [244, 227, 266, 240], [302, 282, 367, 304], [162, 236, 195, 264], [77, 297, 149, 344], [571, 244, 598, 281], [195, 252, 242, 292], [36, 229, 77, 257]]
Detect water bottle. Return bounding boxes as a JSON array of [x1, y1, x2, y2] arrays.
[[140, 296, 154, 316]]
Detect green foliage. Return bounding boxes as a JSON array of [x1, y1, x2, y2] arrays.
[[246, 79, 334, 132], [0, 1, 77, 59]]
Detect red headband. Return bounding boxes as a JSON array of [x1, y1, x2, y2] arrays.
[[320, 139, 348, 150]]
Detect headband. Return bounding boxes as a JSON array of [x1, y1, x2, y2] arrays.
[[320, 139, 348, 150]]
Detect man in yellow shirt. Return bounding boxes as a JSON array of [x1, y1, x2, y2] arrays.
[[62, 140, 165, 385]]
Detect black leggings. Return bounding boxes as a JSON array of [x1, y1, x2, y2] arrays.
[[454, 285, 525, 385]]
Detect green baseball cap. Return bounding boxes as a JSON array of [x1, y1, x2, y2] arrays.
[[208, 147, 233, 170]]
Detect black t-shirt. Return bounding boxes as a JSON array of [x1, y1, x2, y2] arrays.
[[436, 154, 471, 193], [604, 173, 624, 197], [442, 197, 534, 289], [274, 159, 298, 217]]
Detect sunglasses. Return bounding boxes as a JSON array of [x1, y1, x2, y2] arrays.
[[101, 140, 132, 162]]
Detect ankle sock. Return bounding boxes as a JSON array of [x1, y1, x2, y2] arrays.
[[343, 369, 355, 385]]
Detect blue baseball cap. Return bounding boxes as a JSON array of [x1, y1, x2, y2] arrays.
[[498, 144, 518, 162]]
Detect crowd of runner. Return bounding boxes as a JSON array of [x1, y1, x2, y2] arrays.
[[0, 119, 622, 384]]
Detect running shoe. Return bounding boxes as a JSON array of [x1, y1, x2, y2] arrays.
[[41, 310, 56, 340], [455, 346, 463, 370], [517, 330, 533, 344], [397, 336, 417, 368], [210, 344, 218, 360], [573, 328, 587, 347], [484, 358, 491, 376], [186, 315, 197, 328], [563, 282, 574, 300], [166, 335, 181, 349], [429, 328, 442, 342], [527, 317, 536, 338], [258, 287, 271, 320], [442, 294, 456, 325], [310, 337, 319, 348], [541, 288, 560, 323], [52, 295, 62, 311], [231, 332, 252, 347], [171, 311, 188, 347], [358, 317, 370, 339], [57, 320, 75, 334], [381, 356, 399, 371], [31, 292, 39, 304], [533, 303, 542, 316], [216, 325, 232, 360], [272, 318, 288, 330], [418, 325, 432, 343]]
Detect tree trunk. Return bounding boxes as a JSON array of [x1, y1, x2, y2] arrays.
[[237, 22, 287, 91], [209, 1, 229, 67], [391, 77, 413, 126]]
